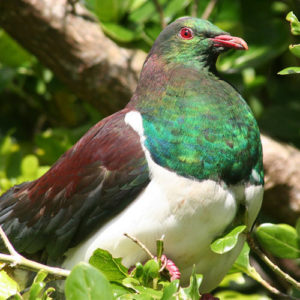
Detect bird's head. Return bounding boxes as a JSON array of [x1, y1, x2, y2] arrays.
[[148, 17, 248, 69]]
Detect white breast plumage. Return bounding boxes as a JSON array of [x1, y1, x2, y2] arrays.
[[63, 110, 263, 292]]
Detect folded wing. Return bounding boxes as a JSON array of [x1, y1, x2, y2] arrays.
[[0, 108, 149, 259]]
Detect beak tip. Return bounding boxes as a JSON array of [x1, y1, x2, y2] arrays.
[[211, 35, 248, 51]]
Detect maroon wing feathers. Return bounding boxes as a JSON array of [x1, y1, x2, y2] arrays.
[[0, 108, 149, 258]]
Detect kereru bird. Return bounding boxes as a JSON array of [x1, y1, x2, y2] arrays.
[[0, 17, 263, 293]]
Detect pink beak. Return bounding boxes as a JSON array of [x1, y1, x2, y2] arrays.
[[210, 35, 248, 50]]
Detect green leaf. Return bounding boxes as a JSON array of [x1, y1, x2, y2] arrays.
[[0, 30, 32, 67], [85, 0, 133, 22], [179, 266, 202, 300], [21, 154, 39, 180], [219, 272, 245, 287], [286, 12, 300, 35], [0, 66, 16, 93], [255, 223, 300, 259], [143, 259, 159, 282], [65, 263, 113, 300], [229, 244, 265, 288], [41, 287, 55, 300], [231, 242, 251, 274], [278, 66, 300, 75], [215, 290, 271, 300], [0, 270, 19, 299], [129, 1, 155, 24], [210, 225, 246, 254], [296, 218, 300, 237], [89, 248, 128, 282], [277, 67, 300, 75], [156, 238, 164, 260], [101, 22, 140, 43], [164, 0, 191, 20], [134, 262, 144, 279], [161, 280, 179, 300], [122, 277, 162, 299], [289, 44, 300, 58], [110, 282, 134, 297], [29, 270, 48, 300]]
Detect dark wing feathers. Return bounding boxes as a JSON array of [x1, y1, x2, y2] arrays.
[[0, 109, 149, 258]]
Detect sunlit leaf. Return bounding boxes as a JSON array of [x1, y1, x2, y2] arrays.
[[179, 266, 202, 300], [143, 260, 159, 284], [29, 270, 48, 300], [21, 154, 39, 179], [122, 277, 162, 299], [89, 248, 128, 282], [210, 225, 246, 254], [0, 270, 19, 299], [278, 66, 300, 75], [255, 223, 300, 259], [286, 11, 300, 35], [161, 280, 179, 300], [109, 282, 133, 297], [65, 263, 113, 300]]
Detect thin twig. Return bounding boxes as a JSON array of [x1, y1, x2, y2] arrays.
[[0, 227, 20, 258], [249, 268, 293, 299], [0, 253, 70, 278], [248, 234, 300, 291], [191, 0, 199, 18], [124, 233, 154, 259], [201, 0, 218, 20], [152, 0, 166, 29], [0, 226, 70, 278]]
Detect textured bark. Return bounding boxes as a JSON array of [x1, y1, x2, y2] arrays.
[[0, 0, 146, 115], [0, 0, 299, 223], [261, 135, 300, 225]]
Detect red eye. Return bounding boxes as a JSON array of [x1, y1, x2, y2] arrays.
[[179, 27, 193, 39]]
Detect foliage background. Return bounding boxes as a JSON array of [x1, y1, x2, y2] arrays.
[[0, 0, 299, 299]]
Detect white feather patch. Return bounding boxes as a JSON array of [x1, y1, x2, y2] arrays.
[[63, 110, 263, 293]]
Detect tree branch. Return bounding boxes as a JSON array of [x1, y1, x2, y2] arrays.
[[261, 135, 300, 225], [0, 0, 145, 116], [0, 226, 70, 278], [248, 234, 300, 291], [0, 0, 299, 224]]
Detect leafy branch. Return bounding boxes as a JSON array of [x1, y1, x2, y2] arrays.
[[248, 235, 300, 290], [278, 11, 300, 75]]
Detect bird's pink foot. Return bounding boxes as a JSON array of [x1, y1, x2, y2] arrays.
[[160, 254, 181, 281], [200, 293, 219, 300]]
